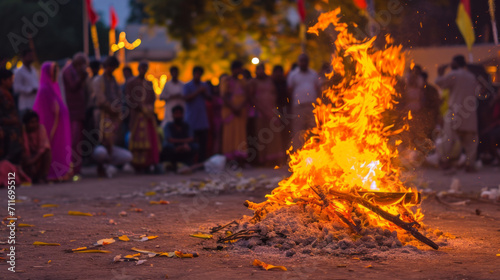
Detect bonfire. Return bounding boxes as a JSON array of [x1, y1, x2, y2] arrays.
[[213, 8, 438, 253]]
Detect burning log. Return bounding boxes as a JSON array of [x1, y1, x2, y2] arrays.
[[357, 191, 421, 205], [329, 189, 439, 250]]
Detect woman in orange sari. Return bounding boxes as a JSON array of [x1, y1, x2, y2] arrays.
[[220, 61, 248, 162]]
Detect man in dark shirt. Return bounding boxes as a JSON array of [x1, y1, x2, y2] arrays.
[[161, 105, 199, 172]]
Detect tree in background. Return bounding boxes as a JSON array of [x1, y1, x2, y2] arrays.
[[138, 0, 498, 81], [139, 0, 369, 79]]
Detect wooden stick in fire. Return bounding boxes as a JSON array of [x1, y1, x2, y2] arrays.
[[328, 189, 439, 250]]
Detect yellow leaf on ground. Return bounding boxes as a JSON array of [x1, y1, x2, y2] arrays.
[[18, 223, 35, 227], [43, 214, 54, 218], [41, 204, 59, 208], [158, 252, 176, 258], [253, 259, 287, 271], [145, 191, 156, 196], [97, 238, 115, 245], [68, 211, 93, 216], [71, 247, 88, 251], [174, 251, 198, 258], [74, 250, 111, 253], [365, 265, 373, 268], [189, 233, 213, 239], [47, 260, 51, 264], [118, 235, 130, 242], [149, 200, 170, 205], [496, 254, 500, 257], [124, 253, 141, 259], [33, 242, 60, 246], [131, 248, 160, 254], [139, 236, 158, 241]]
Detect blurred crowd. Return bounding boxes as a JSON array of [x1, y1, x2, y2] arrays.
[[398, 55, 500, 173], [1, 49, 499, 187], [0, 50, 325, 186]]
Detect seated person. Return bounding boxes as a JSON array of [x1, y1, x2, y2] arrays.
[[161, 105, 199, 172], [92, 145, 133, 178], [22, 110, 51, 184], [0, 126, 31, 187]]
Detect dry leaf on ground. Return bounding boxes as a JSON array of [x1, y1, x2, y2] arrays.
[[252, 259, 287, 271]]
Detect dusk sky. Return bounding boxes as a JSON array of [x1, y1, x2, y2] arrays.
[[92, 0, 130, 30]]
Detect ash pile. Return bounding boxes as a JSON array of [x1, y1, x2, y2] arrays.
[[211, 205, 449, 257]]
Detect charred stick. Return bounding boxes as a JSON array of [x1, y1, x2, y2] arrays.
[[210, 220, 239, 234], [329, 207, 362, 235], [217, 230, 259, 243], [310, 185, 361, 235], [329, 190, 439, 250]]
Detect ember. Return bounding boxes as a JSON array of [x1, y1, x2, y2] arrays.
[[224, 8, 439, 251]]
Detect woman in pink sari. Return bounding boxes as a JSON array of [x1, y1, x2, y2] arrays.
[[33, 62, 73, 181]]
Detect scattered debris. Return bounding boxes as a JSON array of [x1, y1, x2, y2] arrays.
[[118, 235, 130, 242], [18, 223, 35, 227], [41, 204, 59, 208], [252, 259, 287, 271], [189, 233, 213, 239], [73, 250, 111, 253], [96, 238, 115, 245], [68, 211, 93, 217], [33, 242, 60, 246]]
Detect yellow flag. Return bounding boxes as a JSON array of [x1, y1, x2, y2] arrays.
[[456, 0, 475, 51]]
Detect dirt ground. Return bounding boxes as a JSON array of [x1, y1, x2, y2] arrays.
[[1, 166, 500, 280]]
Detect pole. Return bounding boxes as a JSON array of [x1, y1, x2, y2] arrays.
[[83, 0, 89, 56], [91, 24, 101, 60], [366, 0, 376, 37], [489, 0, 499, 45], [300, 23, 306, 53]]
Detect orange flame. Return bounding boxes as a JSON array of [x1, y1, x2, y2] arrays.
[[248, 8, 421, 231]]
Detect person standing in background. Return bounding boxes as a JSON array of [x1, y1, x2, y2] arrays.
[[435, 55, 478, 172], [14, 49, 39, 112], [272, 65, 291, 151], [160, 66, 185, 127], [183, 66, 211, 162], [220, 61, 248, 163], [62, 53, 88, 177], [0, 69, 23, 165], [125, 61, 161, 174], [33, 62, 73, 181], [287, 54, 320, 151], [92, 56, 128, 177], [249, 63, 284, 166], [420, 72, 441, 139], [86, 60, 102, 139]]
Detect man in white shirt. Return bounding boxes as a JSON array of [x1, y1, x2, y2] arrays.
[[435, 55, 478, 172], [14, 49, 39, 112], [287, 53, 321, 150], [160, 66, 185, 127]]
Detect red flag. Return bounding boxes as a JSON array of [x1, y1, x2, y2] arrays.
[[297, 0, 306, 23], [353, 0, 368, 10], [110, 6, 118, 29], [85, 0, 99, 25]]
